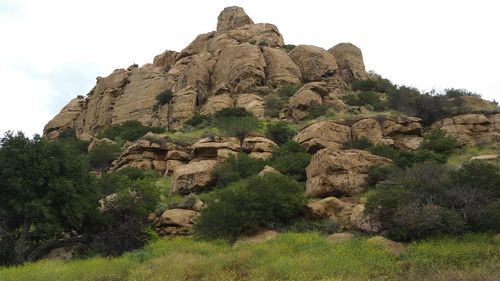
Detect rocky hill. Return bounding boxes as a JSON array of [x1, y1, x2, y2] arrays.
[[43, 6, 371, 140]]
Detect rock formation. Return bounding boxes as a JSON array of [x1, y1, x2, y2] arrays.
[[431, 113, 500, 146]]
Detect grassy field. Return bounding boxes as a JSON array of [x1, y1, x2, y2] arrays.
[[1, 233, 499, 281]]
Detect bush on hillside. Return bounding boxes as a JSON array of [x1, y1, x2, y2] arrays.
[[155, 89, 173, 106], [420, 130, 458, 155], [98, 120, 165, 142], [343, 91, 387, 111], [269, 140, 311, 181], [195, 174, 306, 241], [213, 153, 267, 187], [89, 142, 121, 171], [278, 83, 300, 98], [264, 94, 285, 118], [216, 116, 259, 141], [342, 137, 372, 150], [444, 88, 480, 98], [184, 113, 211, 128], [307, 102, 330, 119], [265, 122, 296, 145]]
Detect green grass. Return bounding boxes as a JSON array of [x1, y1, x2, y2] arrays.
[[2, 233, 500, 281], [447, 145, 500, 167]]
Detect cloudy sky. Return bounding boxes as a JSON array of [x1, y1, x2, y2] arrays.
[[1, 0, 499, 136]]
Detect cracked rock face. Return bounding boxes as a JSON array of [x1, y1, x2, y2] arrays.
[[217, 6, 254, 31]]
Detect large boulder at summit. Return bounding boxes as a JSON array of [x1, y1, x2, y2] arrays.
[[294, 121, 351, 153], [213, 43, 266, 93], [328, 43, 368, 83], [288, 45, 339, 82], [306, 148, 392, 197], [217, 6, 254, 31], [262, 47, 302, 86], [171, 160, 218, 195], [153, 50, 178, 70], [43, 97, 85, 140]]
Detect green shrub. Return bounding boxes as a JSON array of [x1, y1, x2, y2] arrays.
[[343, 91, 387, 111], [366, 165, 397, 186], [452, 160, 500, 196], [98, 120, 165, 141], [474, 202, 500, 232], [264, 94, 284, 118], [155, 89, 173, 106], [444, 88, 480, 98], [213, 153, 267, 187], [390, 204, 465, 241], [89, 143, 121, 171], [282, 44, 296, 52], [368, 144, 448, 168], [195, 174, 306, 240], [351, 77, 396, 93], [184, 113, 211, 128], [269, 140, 311, 181], [307, 102, 329, 119], [342, 137, 372, 150], [278, 83, 300, 98], [420, 130, 458, 155], [216, 116, 259, 141], [214, 107, 253, 119], [265, 122, 296, 145]]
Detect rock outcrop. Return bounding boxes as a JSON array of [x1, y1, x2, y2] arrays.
[[432, 113, 500, 146], [306, 148, 392, 197], [217, 6, 254, 32], [328, 43, 368, 83], [171, 160, 218, 195], [150, 209, 199, 236], [288, 45, 338, 82], [349, 204, 382, 234], [294, 121, 351, 153], [43, 97, 85, 140]]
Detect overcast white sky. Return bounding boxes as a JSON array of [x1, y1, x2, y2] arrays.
[[1, 0, 499, 136]]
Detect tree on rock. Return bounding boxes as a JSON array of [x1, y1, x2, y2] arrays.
[[0, 132, 99, 264]]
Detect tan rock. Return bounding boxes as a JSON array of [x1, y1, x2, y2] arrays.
[[262, 47, 301, 86], [328, 43, 368, 83], [226, 23, 284, 48], [258, 165, 281, 176], [306, 197, 355, 220], [294, 121, 351, 153], [453, 114, 490, 125], [43, 97, 85, 140], [306, 148, 392, 197], [216, 6, 254, 32], [192, 136, 240, 158], [234, 230, 278, 246], [470, 154, 498, 161], [366, 236, 406, 255], [242, 136, 277, 153], [87, 137, 116, 152], [213, 44, 266, 94], [153, 50, 178, 69], [169, 89, 198, 129], [287, 84, 324, 121], [327, 232, 354, 244], [171, 160, 218, 194], [288, 45, 338, 82], [235, 94, 265, 118], [165, 160, 184, 176], [201, 94, 234, 115], [166, 150, 191, 161], [159, 209, 197, 227], [350, 204, 382, 234], [351, 118, 389, 145]]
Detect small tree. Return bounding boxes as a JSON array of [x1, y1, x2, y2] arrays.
[[156, 89, 173, 106], [216, 116, 259, 142], [89, 142, 121, 171], [265, 122, 296, 145]]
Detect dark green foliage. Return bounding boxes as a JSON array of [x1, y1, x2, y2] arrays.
[[278, 83, 300, 98], [217, 116, 259, 141], [342, 137, 372, 150], [0, 132, 99, 264], [307, 102, 330, 119], [98, 120, 165, 142], [444, 88, 480, 98], [184, 113, 211, 128], [391, 204, 465, 241], [366, 165, 396, 186], [89, 143, 121, 171], [368, 144, 447, 169], [420, 130, 458, 155], [269, 140, 311, 181], [155, 89, 173, 106], [352, 78, 396, 93], [282, 44, 296, 52], [55, 128, 91, 154], [265, 122, 296, 145], [214, 107, 253, 119], [264, 94, 285, 118], [343, 91, 387, 111], [286, 219, 338, 234], [213, 153, 267, 187], [366, 161, 500, 241], [195, 174, 306, 241]]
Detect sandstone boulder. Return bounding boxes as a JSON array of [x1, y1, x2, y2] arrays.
[[242, 136, 277, 159], [350, 204, 382, 234], [351, 118, 392, 145], [217, 6, 254, 31], [306, 197, 356, 221], [328, 43, 368, 83], [213, 44, 266, 93], [294, 121, 351, 153], [306, 148, 392, 197], [366, 236, 406, 255], [171, 160, 218, 194], [235, 94, 265, 118], [288, 45, 338, 82], [201, 94, 234, 115], [159, 209, 198, 227], [226, 23, 284, 48], [258, 165, 281, 176], [327, 232, 354, 244], [87, 137, 116, 152], [192, 136, 240, 159], [287, 84, 324, 121], [43, 97, 85, 140], [262, 47, 301, 86], [153, 50, 178, 70]]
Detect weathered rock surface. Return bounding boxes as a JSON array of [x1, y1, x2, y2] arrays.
[[235, 94, 265, 118], [306, 148, 392, 197], [306, 196, 356, 221], [288, 45, 338, 82], [242, 136, 277, 159], [43, 97, 85, 140], [191, 136, 240, 160], [87, 137, 116, 152], [294, 121, 351, 153], [328, 43, 368, 83], [217, 6, 254, 32], [262, 47, 301, 86], [350, 204, 382, 234], [366, 236, 406, 254], [258, 165, 281, 176], [171, 160, 218, 194], [150, 209, 199, 236], [432, 113, 500, 146]]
